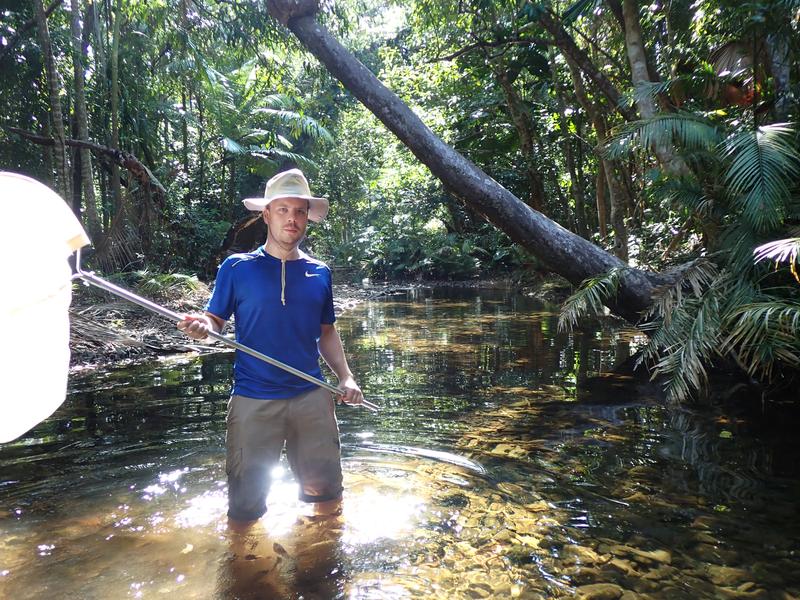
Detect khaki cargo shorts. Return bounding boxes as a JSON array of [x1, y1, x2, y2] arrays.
[[225, 387, 343, 521]]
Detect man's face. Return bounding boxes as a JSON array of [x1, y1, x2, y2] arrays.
[[263, 197, 309, 248]]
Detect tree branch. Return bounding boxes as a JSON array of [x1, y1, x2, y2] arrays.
[[6, 126, 167, 204]]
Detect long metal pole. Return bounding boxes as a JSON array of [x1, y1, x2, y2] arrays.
[[72, 252, 378, 411]]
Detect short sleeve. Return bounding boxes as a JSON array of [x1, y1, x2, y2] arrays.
[[205, 257, 236, 321], [321, 269, 336, 325]]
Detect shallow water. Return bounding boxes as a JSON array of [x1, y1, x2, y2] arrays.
[[1, 287, 799, 599]]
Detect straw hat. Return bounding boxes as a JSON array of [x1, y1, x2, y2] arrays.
[[242, 168, 329, 222]]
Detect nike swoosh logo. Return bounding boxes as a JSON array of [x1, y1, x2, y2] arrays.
[[304, 272, 321, 277]]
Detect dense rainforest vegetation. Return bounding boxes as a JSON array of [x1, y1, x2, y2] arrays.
[[1, 0, 799, 403]]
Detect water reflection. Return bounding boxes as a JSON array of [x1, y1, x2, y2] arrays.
[[1, 287, 799, 599]]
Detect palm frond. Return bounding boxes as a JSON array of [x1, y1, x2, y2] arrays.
[[754, 237, 800, 283], [253, 108, 334, 143], [245, 148, 317, 171], [604, 113, 723, 160], [723, 301, 800, 378], [646, 258, 719, 325], [649, 290, 724, 401], [558, 267, 627, 332], [222, 137, 245, 154], [721, 124, 800, 233], [259, 93, 296, 110], [652, 176, 706, 213], [133, 271, 201, 297]]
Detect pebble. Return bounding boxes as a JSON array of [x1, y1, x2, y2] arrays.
[[575, 583, 624, 600], [704, 564, 751, 586]]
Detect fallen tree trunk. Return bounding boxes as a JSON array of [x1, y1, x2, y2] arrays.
[[265, 0, 662, 322]]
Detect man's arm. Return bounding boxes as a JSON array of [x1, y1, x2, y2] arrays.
[[177, 311, 226, 340], [319, 323, 364, 405]]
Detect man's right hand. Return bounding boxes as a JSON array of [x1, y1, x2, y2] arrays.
[[177, 314, 213, 340]]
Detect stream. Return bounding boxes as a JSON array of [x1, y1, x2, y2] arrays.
[[1, 287, 798, 599]]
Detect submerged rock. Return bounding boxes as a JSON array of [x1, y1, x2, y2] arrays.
[[575, 582, 625, 600]]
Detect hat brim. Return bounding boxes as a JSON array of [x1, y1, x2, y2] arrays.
[[242, 195, 329, 222]]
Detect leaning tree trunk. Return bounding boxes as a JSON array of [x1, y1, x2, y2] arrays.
[[264, 0, 659, 322], [34, 0, 70, 204]]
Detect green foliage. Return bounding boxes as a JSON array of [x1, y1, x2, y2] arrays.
[[755, 237, 800, 282], [569, 116, 800, 401], [4, 0, 800, 403], [604, 113, 724, 160], [723, 300, 800, 378], [558, 268, 627, 332], [108, 269, 202, 302], [721, 125, 800, 234], [133, 271, 201, 296]]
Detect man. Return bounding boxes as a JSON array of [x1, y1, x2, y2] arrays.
[[177, 168, 363, 522]]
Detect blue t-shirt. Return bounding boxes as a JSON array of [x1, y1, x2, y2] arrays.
[[206, 246, 336, 399]]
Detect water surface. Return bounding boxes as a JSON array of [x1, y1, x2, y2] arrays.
[[1, 287, 798, 599]]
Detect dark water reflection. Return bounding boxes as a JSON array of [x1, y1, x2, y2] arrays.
[[1, 287, 799, 599]]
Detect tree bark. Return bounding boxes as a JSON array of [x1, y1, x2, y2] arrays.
[[564, 54, 628, 258], [536, 9, 637, 123], [34, 0, 71, 204], [494, 67, 546, 212], [110, 0, 123, 216], [621, 0, 688, 175], [551, 54, 588, 238], [765, 33, 791, 121], [265, 2, 658, 321], [70, 0, 101, 240], [595, 162, 608, 239]]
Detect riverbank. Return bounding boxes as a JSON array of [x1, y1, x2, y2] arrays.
[[67, 274, 574, 373], [68, 281, 417, 373]]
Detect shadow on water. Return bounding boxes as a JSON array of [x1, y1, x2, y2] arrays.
[[1, 286, 799, 599]]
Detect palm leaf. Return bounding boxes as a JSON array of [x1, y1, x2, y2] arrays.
[[720, 124, 800, 233], [723, 301, 800, 378], [604, 113, 723, 160], [222, 137, 246, 154], [649, 290, 724, 401], [253, 108, 334, 143], [652, 176, 707, 213], [645, 258, 719, 325], [558, 267, 627, 332], [246, 147, 317, 171], [754, 237, 800, 282], [561, 0, 598, 23]]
